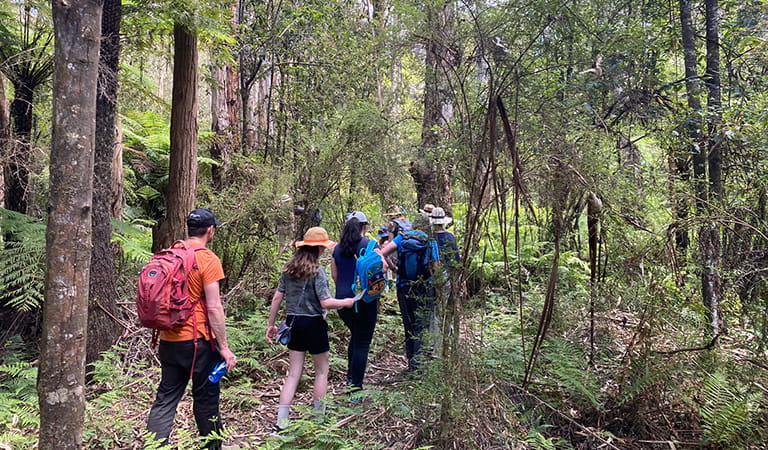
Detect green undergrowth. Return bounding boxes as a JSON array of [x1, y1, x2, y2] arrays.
[[2, 281, 767, 448]]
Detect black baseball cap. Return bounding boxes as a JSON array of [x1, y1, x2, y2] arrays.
[[187, 208, 222, 228]]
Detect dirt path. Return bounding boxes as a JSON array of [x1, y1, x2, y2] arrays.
[[129, 324, 410, 449]]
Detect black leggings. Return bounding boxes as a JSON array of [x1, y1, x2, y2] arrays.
[[397, 281, 435, 370], [338, 300, 378, 387]]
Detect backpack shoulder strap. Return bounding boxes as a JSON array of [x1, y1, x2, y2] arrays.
[[362, 239, 376, 256]]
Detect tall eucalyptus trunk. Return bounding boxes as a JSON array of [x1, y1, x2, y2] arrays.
[[209, 5, 240, 188], [87, 0, 123, 369], [153, 22, 199, 251], [701, 0, 722, 335], [38, 1, 101, 447], [676, 0, 702, 257], [210, 61, 240, 189], [411, 1, 455, 212]]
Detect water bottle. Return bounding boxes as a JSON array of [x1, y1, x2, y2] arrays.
[[208, 360, 227, 383]]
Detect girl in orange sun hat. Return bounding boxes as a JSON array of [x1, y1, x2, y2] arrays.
[[266, 227, 356, 432]]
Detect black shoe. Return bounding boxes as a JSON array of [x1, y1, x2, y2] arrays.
[[347, 385, 366, 402]]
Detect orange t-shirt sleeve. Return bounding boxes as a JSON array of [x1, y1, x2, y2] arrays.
[[159, 248, 225, 342]]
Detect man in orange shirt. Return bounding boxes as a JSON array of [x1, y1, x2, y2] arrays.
[[146, 208, 237, 449]]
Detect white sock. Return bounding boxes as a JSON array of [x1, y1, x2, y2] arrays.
[[276, 405, 290, 429]]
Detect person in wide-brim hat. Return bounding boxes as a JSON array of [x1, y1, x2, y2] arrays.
[[267, 225, 355, 433], [295, 226, 337, 248], [385, 205, 406, 218], [429, 207, 453, 225]]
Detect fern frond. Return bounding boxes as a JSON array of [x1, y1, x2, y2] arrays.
[[700, 372, 762, 447], [540, 338, 604, 410], [616, 358, 665, 407], [0, 211, 46, 312]]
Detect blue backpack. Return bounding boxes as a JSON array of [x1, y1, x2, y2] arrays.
[[351, 240, 386, 305], [398, 231, 431, 281]]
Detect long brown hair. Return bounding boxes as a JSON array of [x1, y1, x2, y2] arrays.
[[282, 245, 321, 278]]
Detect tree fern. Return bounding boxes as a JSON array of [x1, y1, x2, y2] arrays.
[[700, 371, 762, 447], [0, 209, 46, 312]]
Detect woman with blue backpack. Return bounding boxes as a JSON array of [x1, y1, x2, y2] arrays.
[[331, 211, 384, 395]]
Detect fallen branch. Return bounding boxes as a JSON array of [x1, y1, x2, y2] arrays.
[[653, 334, 719, 355], [745, 358, 768, 371], [636, 439, 699, 446], [96, 300, 133, 330]]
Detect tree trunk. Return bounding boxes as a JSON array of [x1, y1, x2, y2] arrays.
[[87, 0, 123, 370], [153, 22, 199, 251], [38, 1, 101, 448], [209, 62, 240, 189], [411, 2, 455, 212], [5, 82, 34, 213], [677, 0, 702, 254], [0, 77, 7, 208], [111, 120, 124, 218], [702, 0, 722, 335]]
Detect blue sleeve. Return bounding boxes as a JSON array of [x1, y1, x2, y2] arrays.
[[393, 234, 403, 247], [430, 241, 440, 262]]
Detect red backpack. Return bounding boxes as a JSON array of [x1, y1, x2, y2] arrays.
[[137, 240, 206, 333]]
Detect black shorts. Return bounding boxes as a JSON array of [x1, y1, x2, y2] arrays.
[[286, 315, 329, 355]]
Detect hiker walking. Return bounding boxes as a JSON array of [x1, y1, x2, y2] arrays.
[[430, 207, 459, 271], [331, 212, 383, 394], [380, 215, 440, 371], [377, 225, 398, 283], [428, 207, 459, 354], [418, 203, 436, 219], [146, 208, 237, 450], [385, 205, 411, 237], [266, 227, 356, 431]]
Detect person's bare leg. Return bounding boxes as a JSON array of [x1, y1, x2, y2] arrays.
[[311, 351, 330, 419], [276, 350, 305, 429]]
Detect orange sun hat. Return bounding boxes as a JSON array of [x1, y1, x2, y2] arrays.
[[295, 226, 337, 249]]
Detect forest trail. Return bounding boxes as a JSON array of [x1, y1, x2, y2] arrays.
[[128, 311, 414, 449]]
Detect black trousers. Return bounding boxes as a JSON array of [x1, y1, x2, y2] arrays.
[[146, 339, 223, 449], [338, 299, 378, 387], [396, 281, 435, 370]]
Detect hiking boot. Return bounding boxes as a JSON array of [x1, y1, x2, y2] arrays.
[[346, 385, 367, 402]]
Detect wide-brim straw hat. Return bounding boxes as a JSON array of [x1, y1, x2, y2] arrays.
[[385, 205, 406, 217], [295, 226, 337, 248], [429, 207, 453, 225], [422, 203, 435, 214]]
